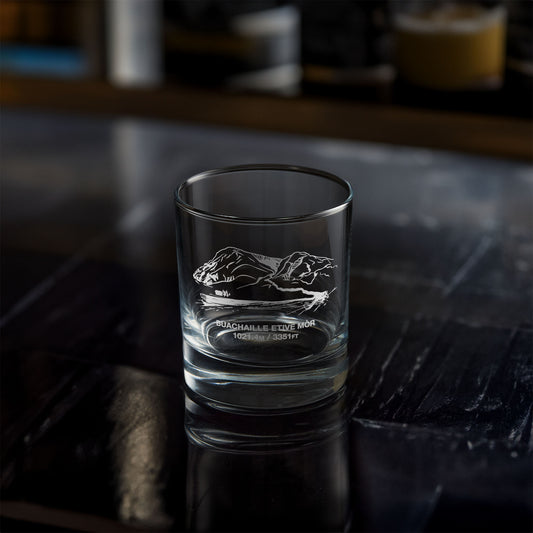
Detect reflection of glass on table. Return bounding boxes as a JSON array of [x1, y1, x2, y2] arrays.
[[184, 388, 351, 531]]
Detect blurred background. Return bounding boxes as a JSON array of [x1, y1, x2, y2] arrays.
[[0, 0, 532, 157], [1, 5, 532, 531]]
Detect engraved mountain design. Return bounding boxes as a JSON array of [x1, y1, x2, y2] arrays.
[[272, 251, 337, 286], [193, 247, 337, 312]]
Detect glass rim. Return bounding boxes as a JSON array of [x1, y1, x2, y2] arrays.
[[175, 164, 353, 224]]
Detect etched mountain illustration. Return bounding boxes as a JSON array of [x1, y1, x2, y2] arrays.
[[193, 247, 281, 286], [193, 247, 337, 312]]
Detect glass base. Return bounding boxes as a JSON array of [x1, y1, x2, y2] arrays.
[[183, 341, 348, 410]]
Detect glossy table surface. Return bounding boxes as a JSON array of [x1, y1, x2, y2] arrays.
[[1, 109, 532, 532]]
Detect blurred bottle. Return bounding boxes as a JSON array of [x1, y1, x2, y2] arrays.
[[0, 0, 90, 78], [392, 1, 506, 91], [0, 0, 79, 46], [107, 0, 163, 87], [298, 0, 393, 101], [504, 0, 533, 117], [163, 0, 301, 95]]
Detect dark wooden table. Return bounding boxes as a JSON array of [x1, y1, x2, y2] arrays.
[[1, 109, 532, 532]]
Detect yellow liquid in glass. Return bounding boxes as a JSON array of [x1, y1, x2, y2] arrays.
[[395, 4, 506, 90]]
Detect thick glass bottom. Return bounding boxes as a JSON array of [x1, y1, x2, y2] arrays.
[[183, 341, 348, 410]]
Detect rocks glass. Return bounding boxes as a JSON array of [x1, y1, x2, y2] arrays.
[[175, 165, 352, 409]]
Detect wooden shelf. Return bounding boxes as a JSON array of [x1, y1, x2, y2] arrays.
[[1, 75, 532, 161]]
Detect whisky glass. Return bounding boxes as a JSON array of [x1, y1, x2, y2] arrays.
[[175, 165, 352, 409]]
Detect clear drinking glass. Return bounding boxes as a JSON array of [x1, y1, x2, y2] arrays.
[[174, 164, 353, 409]]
